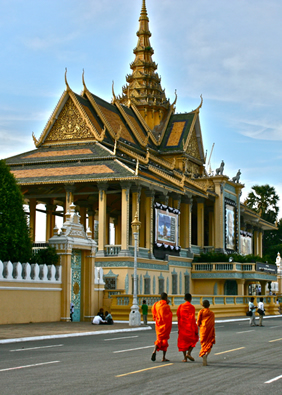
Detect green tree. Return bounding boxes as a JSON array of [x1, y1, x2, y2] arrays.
[[0, 160, 32, 262], [245, 184, 280, 262], [244, 184, 279, 224]]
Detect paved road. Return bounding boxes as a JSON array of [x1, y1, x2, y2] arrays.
[[1, 317, 282, 394]]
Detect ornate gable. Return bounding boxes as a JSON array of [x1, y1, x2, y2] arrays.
[[186, 127, 201, 160], [44, 97, 95, 144]]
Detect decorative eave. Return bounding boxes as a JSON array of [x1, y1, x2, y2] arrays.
[[118, 144, 175, 171], [83, 87, 118, 140], [114, 100, 149, 147]]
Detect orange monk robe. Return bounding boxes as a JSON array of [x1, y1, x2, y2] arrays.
[[152, 300, 173, 352], [177, 301, 199, 352], [197, 307, 216, 357]]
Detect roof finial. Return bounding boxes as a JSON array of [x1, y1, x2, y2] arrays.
[[112, 80, 117, 103], [65, 68, 70, 91], [82, 69, 87, 92]]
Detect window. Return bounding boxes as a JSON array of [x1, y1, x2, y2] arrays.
[[172, 274, 177, 294]]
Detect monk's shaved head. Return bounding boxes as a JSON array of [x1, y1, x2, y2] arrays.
[[203, 300, 210, 308], [161, 292, 168, 301], [185, 293, 192, 302]]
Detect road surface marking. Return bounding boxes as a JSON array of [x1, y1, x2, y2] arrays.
[[269, 337, 282, 342], [214, 347, 245, 355], [236, 330, 255, 334], [0, 361, 60, 372], [216, 326, 224, 328], [269, 326, 279, 329], [10, 344, 63, 352], [104, 336, 138, 341], [114, 345, 154, 353], [116, 363, 174, 377], [171, 331, 178, 333], [265, 374, 282, 384]]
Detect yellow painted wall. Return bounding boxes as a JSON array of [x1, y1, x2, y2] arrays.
[[0, 284, 61, 325]]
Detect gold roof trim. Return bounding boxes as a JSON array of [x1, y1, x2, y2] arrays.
[[84, 89, 117, 140], [114, 101, 149, 147], [36, 90, 69, 147], [118, 144, 175, 170], [183, 112, 198, 152]]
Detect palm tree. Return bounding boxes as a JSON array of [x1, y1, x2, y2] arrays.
[[244, 184, 279, 224]]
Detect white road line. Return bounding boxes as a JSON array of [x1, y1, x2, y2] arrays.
[[104, 336, 138, 341], [236, 330, 255, 334], [269, 326, 279, 329], [265, 374, 282, 384], [10, 344, 63, 352], [0, 361, 60, 372], [113, 345, 154, 353]]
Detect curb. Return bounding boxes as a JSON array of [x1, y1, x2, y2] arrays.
[[0, 326, 152, 345]]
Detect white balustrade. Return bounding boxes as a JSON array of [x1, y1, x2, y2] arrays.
[[0, 260, 61, 283]]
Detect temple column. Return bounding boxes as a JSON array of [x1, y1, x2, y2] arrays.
[[119, 182, 131, 256], [173, 195, 181, 248], [213, 180, 225, 251], [96, 183, 108, 257], [196, 198, 205, 248], [253, 227, 259, 256], [80, 207, 87, 231], [29, 198, 37, 242], [237, 279, 245, 296], [88, 209, 95, 238], [208, 209, 215, 247], [258, 230, 263, 257], [145, 189, 155, 258], [180, 200, 189, 249], [46, 203, 56, 241], [139, 190, 145, 248]]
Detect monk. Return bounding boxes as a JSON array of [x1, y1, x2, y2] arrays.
[[151, 292, 172, 362], [177, 293, 199, 362], [197, 300, 216, 366]]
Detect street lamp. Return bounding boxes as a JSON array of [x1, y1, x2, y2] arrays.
[[129, 212, 141, 326]]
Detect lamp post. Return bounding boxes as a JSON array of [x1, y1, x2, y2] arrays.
[[129, 212, 141, 326]]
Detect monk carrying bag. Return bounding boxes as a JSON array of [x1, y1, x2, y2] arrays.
[[257, 308, 265, 316], [246, 311, 252, 317]]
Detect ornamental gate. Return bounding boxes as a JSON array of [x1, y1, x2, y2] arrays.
[[71, 250, 82, 322]]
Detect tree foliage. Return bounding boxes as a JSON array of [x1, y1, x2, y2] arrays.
[[0, 160, 32, 262], [244, 184, 279, 224], [245, 184, 280, 262], [30, 246, 59, 266]]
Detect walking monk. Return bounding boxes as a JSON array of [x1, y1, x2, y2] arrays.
[[151, 292, 172, 362], [197, 300, 215, 366], [177, 293, 199, 362]]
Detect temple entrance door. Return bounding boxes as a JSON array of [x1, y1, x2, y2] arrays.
[[71, 250, 82, 322], [224, 280, 238, 295]]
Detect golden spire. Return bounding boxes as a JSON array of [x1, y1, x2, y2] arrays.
[[119, 0, 169, 130]]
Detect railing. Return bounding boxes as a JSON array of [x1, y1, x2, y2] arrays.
[[0, 260, 61, 283], [109, 294, 280, 319], [105, 245, 121, 256], [193, 262, 257, 272]]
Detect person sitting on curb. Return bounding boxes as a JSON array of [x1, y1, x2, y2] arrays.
[[105, 311, 114, 325], [92, 313, 107, 325]]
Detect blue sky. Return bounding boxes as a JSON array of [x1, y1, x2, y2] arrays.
[[1, 0, 282, 216]]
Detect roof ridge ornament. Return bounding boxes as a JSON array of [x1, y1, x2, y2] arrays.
[[65, 68, 70, 91], [112, 80, 117, 103], [82, 69, 87, 92], [194, 94, 203, 112]]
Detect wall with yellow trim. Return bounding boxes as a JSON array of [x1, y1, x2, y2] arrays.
[[0, 283, 61, 325]]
